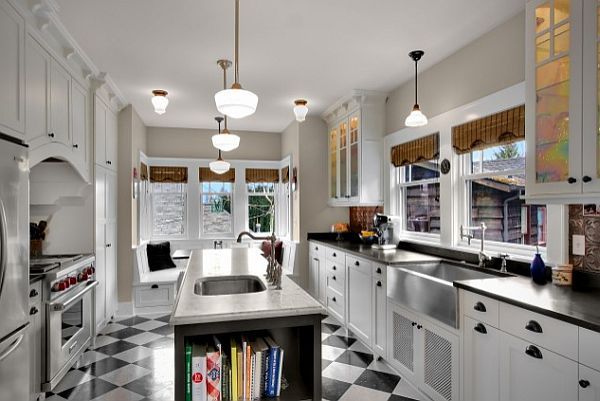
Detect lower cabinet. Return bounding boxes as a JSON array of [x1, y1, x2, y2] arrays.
[[372, 263, 386, 357], [580, 364, 600, 401], [347, 257, 372, 345], [462, 317, 500, 401], [307, 241, 327, 305], [308, 252, 319, 300], [29, 281, 42, 401]]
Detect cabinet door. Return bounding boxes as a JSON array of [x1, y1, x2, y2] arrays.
[[49, 61, 71, 146], [499, 332, 578, 401], [372, 272, 386, 356], [582, 0, 600, 192], [387, 302, 419, 384], [580, 365, 600, 401], [348, 111, 360, 202], [338, 119, 349, 199], [105, 169, 117, 222], [95, 222, 106, 330], [105, 222, 117, 320], [328, 126, 339, 201], [94, 96, 107, 166], [95, 168, 106, 223], [463, 317, 500, 401], [105, 109, 118, 170], [25, 36, 50, 149], [71, 80, 88, 167], [525, 0, 584, 196], [420, 320, 459, 401], [0, 1, 25, 138], [318, 248, 327, 305], [347, 262, 372, 344], [308, 253, 319, 299]]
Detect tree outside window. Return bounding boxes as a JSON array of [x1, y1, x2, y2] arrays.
[[248, 182, 275, 233]]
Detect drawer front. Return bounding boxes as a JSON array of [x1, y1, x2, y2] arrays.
[[309, 241, 321, 254], [327, 287, 345, 322], [325, 247, 344, 263], [326, 259, 345, 281], [580, 327, 600, 371], [327, 270, 345, 294], [346, 255, 372, 276], [499, 302, 578, 360], [373, 263, 386, 280], [135, 284, 174, 307], [463, 291, 499, 327]]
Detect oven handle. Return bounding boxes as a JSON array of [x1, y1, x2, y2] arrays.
[[48, 280, 98, 311]]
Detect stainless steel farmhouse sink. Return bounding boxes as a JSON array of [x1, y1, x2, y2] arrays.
[[387, 261, 510, 328], [194, 275, 267, 296]]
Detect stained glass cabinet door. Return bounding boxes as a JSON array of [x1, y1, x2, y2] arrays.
[[525, 0, 584, 198]]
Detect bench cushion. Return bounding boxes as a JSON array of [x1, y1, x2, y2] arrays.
[[146, 241, 176, 272]]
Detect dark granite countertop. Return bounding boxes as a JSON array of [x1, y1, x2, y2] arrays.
[[455, 276, 600, 332]]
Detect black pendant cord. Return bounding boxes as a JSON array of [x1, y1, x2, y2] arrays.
[[234, 0, 240, 85], [414, 58, 418, 107]]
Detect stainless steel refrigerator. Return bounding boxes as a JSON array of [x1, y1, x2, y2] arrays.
[[0, 135, 30, 401]]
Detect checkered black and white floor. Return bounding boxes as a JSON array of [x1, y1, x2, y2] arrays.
[[45, 314, 423, 401]]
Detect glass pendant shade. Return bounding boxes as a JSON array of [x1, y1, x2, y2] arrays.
[[293, 100, 308, 122], [151, 90, 169, 115], [211, 130, 240, 152], [214, 88, 258, 119], [209, 158, 230, 174], [405, 105, 428, 127]]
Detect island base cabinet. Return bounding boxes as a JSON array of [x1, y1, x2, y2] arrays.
[[580, 365, 600, 401], [462, 317, 500, 401], [499, 332, 578, 401]]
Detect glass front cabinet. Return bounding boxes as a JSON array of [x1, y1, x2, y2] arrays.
[[323, 90, 386, 206], [525, 0, 600, 201]]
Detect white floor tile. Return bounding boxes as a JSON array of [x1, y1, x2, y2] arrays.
[[322, 344, 346, 361], [393, 379, 423, 399], [132, 320, 167, 331], [113, 346, 155, 363], [123, 331, 163, 346], [338, 384, 391, 401], [347, 340, 370, 353], [322, 362, 365, 384], [322, 332, 331, 341], [90, 387, 145, 401], [78, 350, 108, 367], [100, 364, 151, 386], [51, 370, 94, 393], [45, 395, 67, 401], [92, 335, 120, 349], [100, 323, 127, 334], [333, 327, 356, 338], [366, 359, 397, 375]]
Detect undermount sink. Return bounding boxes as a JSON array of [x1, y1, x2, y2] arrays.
[[194, 275, 267, 296], [387, 261, 511, 328]]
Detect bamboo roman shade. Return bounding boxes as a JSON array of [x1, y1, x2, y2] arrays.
[[281, 166, 290, 183], [246, 168, 280, 183], [199, 167, 236, 183], [149, 166, 188, 183], [391, 133, 440, 168], [140, 163, 148, 181], [452, 105, 525, 154]]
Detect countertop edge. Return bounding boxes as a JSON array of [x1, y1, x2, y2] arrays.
[[171, 307, 327, 326]]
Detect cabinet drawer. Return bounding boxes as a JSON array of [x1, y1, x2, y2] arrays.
[[134, 284, 174, 307], [463, 291, 499, 327], [325, 247, 344, 263], [327, 270, 345, 294], [499, 302, 578, 360], [580, 327, 600, 371], [309, 242, 321, 254], [327, 287, 345, 322], [373, 263, 386, 280], [326, 259, 345, 281], [346, 255, 372, 275]]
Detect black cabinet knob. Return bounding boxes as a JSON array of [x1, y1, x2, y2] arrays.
[[355, 261, 360, 266], [30, 306, 38, 315], [416, 324, 423, 330], [474, 302, 487, 312], [411, 322, 417, 327], [525, 320, 543, 333], [332, 297, 336, 302], [525, 345, 543, 359], [332, 276, 336, 281], [376, 281, 382, 287], [315, 246, 318, 251], [568, 177, 577, 184], [48, 132, 54, 138], [29, 289, 38, 298], [376, 267, 382, 274], [106, 160, 112, 165], [151, 284, 159, 289], [332, 253, 337, 257], [332, 266, 336, 271], [73, 143, 79, 149], [583, 176, 592, 183], [474, 323, 487, 334], [579, 379, 591, 388]]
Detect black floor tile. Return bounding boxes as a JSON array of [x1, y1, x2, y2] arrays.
[[143, 336, 174, 349], [355, 369, 401, 393], [322, 334, 356, 349], [117, 316, 151, 326], [123, 371, 174, 396], [335, 349, 374, 368], [388, 394, 420, 401], [110, 327, 146, 340], [322, 323, 341, 334], [79, 356, 130, 377], [322, 377, 352, 401], [154, 314, 172, 323], [57, 378, 117, 400], [149, 324, 174, 336], [94, 339, 138, 356], [322, 359, 333, 370]]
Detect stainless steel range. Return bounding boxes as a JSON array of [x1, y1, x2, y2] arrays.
[[31, 254, 97, 392]]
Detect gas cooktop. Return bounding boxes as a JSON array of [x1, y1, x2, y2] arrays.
[[30, 254, 87, 274]]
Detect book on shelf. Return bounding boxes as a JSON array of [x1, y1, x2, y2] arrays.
[[185, 342, 193, 401], [230, 338, 238, 401], [275, 348, 284, 397], [207, 337, 222, 401], [251, 338, 269, 399], [264, 336, 281, 397], [191, 344, 207, 401], [222, 353, 230, 401]]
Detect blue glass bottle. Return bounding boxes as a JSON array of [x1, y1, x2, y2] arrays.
[[530, 250, 546, 285]]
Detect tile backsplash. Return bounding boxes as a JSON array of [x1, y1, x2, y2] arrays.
[[349, 206, 382, 232], [569, 204, 600, 273]]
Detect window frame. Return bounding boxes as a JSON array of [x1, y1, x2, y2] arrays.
[[150, 182, 188, 239], [199, 181, 235, 238]]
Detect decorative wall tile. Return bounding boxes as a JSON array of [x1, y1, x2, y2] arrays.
[[349, 207, 382, 233], [569, 204, 600, 273]]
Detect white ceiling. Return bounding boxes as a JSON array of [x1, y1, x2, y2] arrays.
[[55, 0, 524, 133]]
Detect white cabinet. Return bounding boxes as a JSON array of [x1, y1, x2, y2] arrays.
[[499, 331, 578, 401], [105, 222, 117, 319], [71, 79, 89, 167], [94, 222, 106, 330], [372, 263, 386, 357], [49, 61, 71, 146], [0, 0, 25, 139], [388, 301, 419, 384], [322, 90, 386, 206], [308, 241, 327, 305], [28, 281, 42, 401], [308, 252, 319, 299], [347, 256, 372, 345], [462, 317, 500, 401], [25, 36, 50, 149], [323, 247, 346, 323], [579, 365, 600, 401], [94, 95, 117, 170]]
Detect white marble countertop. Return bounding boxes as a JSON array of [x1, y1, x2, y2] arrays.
[[170, 248, 326, 325]]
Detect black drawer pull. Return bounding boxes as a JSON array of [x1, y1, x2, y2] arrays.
[[354, 261, 360, 266], [332, 297, 336, 302], [73, 143, 79, 149], [332, 276, 336, 281], [568, 177, 577, 184], [473, 302, 487, 312], [474, 323, 487, 334], [332, 252, 337, 257], [525, 345, 543, 359], [29, 289, 38, 298], [30, 306, 38, 315], [580, 380, 591, 388], [583, 176, 592, 183], [151, 284, 159, 289], [48, 132, 55, 138], [332, 266, 336, 271], [376, 267, 382, 274], [525, 320, 543, 333], [315, 246, 318, 251], [376, 281, 382, 287]]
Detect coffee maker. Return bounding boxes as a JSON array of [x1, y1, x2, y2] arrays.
[[372, 213, 395, 250]]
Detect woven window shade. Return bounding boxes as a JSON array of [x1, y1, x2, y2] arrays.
[[140, 163, 148, 181], [452, 105, 525, 154], [149, 166, 188, 183], [391, 133, 440, 168], [246, 168, 280, 183], [281, 166, 290, 183], [199, 167, 236, 183]]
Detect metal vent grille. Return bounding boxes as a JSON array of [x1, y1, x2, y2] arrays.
[[393, 311, 414, 371], [424, 328, 453, 401]]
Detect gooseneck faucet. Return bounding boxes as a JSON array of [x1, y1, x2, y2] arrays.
[[236, 231, 282, 289], [460, 222, 491, 268]]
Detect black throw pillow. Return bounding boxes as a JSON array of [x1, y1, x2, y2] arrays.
[[147, 241, 176, 272]]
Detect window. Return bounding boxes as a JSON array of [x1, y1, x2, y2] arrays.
[[462, 140, 547, 246], [201, 182, 233, 236], [247, 182, 276, 233], [152, 182, 186, 237], [398, 162, 441, 234]]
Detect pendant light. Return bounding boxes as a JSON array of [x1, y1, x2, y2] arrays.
[[404, 50, 428, 127], [213, 60, 241, 152], [210, 117, 231, 174], [151, 90, 169, 115], [214, 0, 258, 119], [293, 99, 308, 122]]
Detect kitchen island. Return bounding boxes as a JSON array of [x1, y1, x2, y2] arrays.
[[171, 248, 326, 401]]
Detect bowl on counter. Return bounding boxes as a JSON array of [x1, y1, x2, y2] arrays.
[[358, 231, 378, 245]]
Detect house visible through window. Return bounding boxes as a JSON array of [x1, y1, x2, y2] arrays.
[[399, 162, 441, 234], [152, 182, 187, 237], [201, 182, 233, 236], [248, 182, 276, 233]]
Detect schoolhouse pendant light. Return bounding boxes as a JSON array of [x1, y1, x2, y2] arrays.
[[210, 117, 231, 174], [151, 90, 169, 115], [213, 60, 241, 152], [214, 0, 258, 119], [293, 99, 308, 122], [404, 50, 428, 127]]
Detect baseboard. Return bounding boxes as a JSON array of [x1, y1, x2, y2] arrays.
[[117, 302, 134, 317], [134, 304, 174, 316]]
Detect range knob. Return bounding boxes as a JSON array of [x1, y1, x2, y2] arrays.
[[69, 276, 76, 285], [57, 281, 66, 291], [52, 282, 61, 292], [63, 279, 70, 289], [77, 273, 85, 282]]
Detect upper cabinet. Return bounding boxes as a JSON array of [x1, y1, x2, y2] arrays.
[[94, 95, 118, 171], [323, 90, 386, 206], [0, 0, 25, 139], [525, 0, 600, 202]]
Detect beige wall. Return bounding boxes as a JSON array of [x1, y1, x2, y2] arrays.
[[386, 11, 525, 134], [146, 127, 281, 160], [281, 122, 300, 241], [117, 105, 147, 303]]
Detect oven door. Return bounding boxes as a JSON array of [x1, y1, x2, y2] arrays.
[[45, 280, 98, 389]]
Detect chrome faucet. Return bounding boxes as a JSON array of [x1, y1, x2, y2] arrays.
[[236, 231, 282, 289], [499, 253, 509, 273], [460, 222, 491, 268]]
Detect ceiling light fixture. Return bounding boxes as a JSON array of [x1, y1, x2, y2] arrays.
[[213, 60, 241, 152], [404, 50, 428, 127], [214, 0, 258, 119], [151, 90, 169, 115], [293, 99, 308, 122], [210, 117, 231, 174]]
